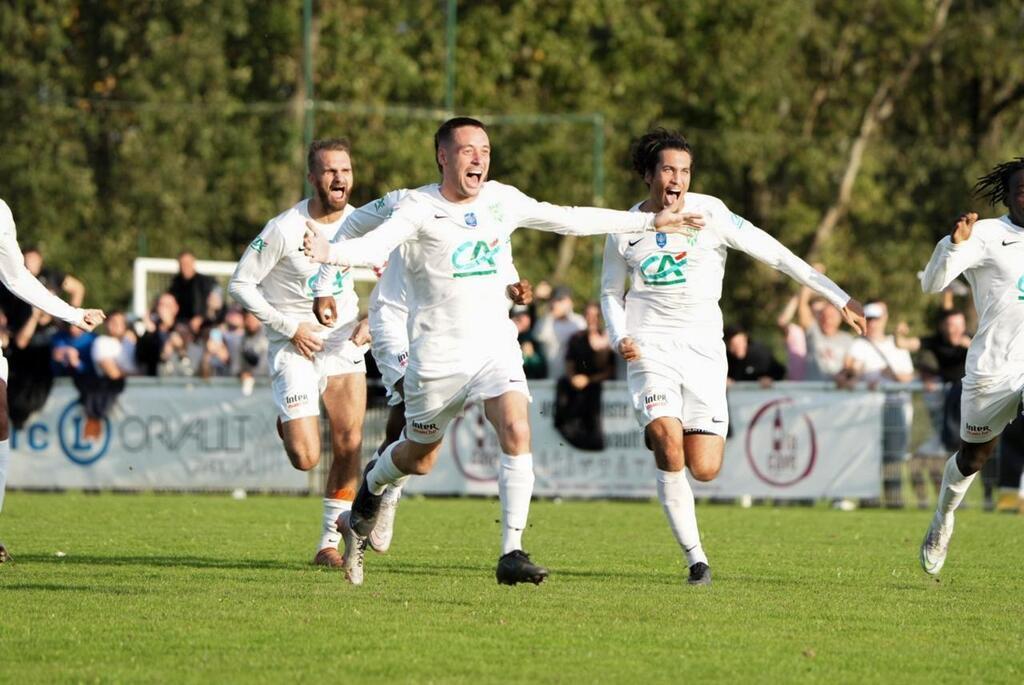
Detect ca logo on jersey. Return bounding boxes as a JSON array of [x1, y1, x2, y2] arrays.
[[451, 239, 501, 278], [639, 252, 688, 286], [249, 237, 268, 253], [1017, 273, 1024, 300], [304, 269, 348, 297]]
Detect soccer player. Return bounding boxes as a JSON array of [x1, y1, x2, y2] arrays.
[[0, 199, 105, 562], [302, 117, 705, 585], [311, 188, 533, 582], [918, 158, 1024, 575], [228, 138, 370, 570], [600, 129, 865, 586]]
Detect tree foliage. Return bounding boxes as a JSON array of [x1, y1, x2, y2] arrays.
[[1, 0, 1022, 337]]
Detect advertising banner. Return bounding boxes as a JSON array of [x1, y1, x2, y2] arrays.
[[7, 380, 306, 491]]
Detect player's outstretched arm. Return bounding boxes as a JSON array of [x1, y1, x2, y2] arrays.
[[304, 205, 419, 269], [921, 212, 984, 294], [0, 202, 96, 328], [599, 235, 637, 358]]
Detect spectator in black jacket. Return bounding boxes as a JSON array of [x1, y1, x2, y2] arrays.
[[168, 250, 216, 332], [725, 324, 786, 386]]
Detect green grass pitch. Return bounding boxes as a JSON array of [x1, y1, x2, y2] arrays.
[[1, 492, 1023, 682]]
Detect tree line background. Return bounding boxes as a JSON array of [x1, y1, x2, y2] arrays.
[[1, 0, 1022, 337]]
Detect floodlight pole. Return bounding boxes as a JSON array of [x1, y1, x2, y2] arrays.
[[303, 0, 315, 196], [445, 0, 457, 113]]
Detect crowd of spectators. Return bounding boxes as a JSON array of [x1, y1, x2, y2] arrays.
[[0, 250, 270, 426]]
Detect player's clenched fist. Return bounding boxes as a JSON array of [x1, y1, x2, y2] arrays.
[[617, 337, 641, 362], [506, 279, 533, 305], [951, 212, 978, 244], [313, 296, 337, 326], [78, 309, 106, 332]]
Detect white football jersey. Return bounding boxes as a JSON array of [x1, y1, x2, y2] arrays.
[[228, 199, 356, 344], [0, 199, 84, 331], [921, 215, 1024, 379], [601, 192, 850, 346], [318, 181, 655, 375]]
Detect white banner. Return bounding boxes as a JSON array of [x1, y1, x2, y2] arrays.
[[408, 381, 885, 499], [7, 379, 883, 499], [7, 380, 306, 491]]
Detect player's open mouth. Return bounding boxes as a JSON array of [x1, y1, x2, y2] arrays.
[[665, 188, 681, 205], [330, 185, 347, 200], [466, 170, 483, 186]]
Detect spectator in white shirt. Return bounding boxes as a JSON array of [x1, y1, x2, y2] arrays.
[[533, 286, 585, 380]]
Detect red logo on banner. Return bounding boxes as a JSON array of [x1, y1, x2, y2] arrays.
[[744, 398, 817, 487]]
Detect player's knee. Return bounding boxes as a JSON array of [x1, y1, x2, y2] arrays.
[[499, 417, 531, 453], [959, 440, 996, 473], [285, 444, 320, 471], [408, 450, 439, 475], [688, 460, 721, 482], [333, 429, 362, 457]]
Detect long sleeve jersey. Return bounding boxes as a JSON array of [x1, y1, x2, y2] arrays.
[[0, 199, 84, 333], [314, 181, 656, 375], [921, 215, 1024, 379], [600, 193, 850, 348], [228, 199, 355, 344]]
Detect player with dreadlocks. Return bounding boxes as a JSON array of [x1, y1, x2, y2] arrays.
[[919, 157, 1024, 575]]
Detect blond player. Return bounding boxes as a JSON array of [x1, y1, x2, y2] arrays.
[[0, 199, 105, 562]]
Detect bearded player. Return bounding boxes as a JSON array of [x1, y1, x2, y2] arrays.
[[228, 138, 369, 569], [601, 129, 865, 585]]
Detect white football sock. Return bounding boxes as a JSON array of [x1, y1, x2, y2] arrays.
[[498, 452, 534, 555], [936, 452, 976, 519], [657, 468, 707, 567], [0, 439, 8, 513], [367, 442, 409, 496], [319, 498, 351, 551]]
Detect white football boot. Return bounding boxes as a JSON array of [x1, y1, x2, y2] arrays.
[[919, 512, 955, 575], [336, 510, 367, 586], [368, 486, 402, 554]]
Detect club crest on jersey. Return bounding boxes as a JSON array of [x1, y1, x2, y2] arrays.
[[656, 232, 667, 248], [464, 212, 478, 227], [304, 268, 348, 297], [451, 238, 501, 278], [639, 251, 687, 286]]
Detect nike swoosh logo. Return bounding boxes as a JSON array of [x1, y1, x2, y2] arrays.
[[627, 238, 643, 247], [1002, 240, 1021, 246], [433, 214, 447, 219], [711, 417, 726, 423]]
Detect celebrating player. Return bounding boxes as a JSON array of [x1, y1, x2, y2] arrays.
[[919, 158, 1024, 575], [302, 117, 705, 586], [311, 188, 533, 584], [0, 199, 105, 562], [228, 138, 370, 570], [600, 129, 865, 586]]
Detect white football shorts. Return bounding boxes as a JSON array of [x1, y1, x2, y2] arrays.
[[269, 318, 368, 421], [369, 304, 409, 408], [960, 370, 1024, 443], [402, 339, 528, 444], [626, 335, 729, 437]]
